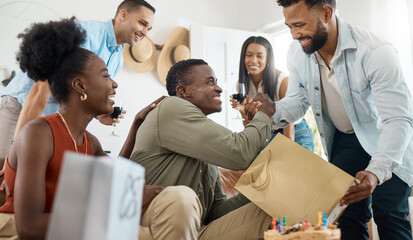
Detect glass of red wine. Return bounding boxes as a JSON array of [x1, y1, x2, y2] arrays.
[[109, 97, 123, 137], [232, 82, 246, 119]]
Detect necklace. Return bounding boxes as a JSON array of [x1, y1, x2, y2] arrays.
[[56, 112, 87, 154]]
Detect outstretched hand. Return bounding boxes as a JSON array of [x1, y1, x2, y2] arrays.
[[229, 95, 247, 110], [118, 96, 167, 159], [244, 98, 262, 120], [96, 109, 127, 126], [142, 185, 164, 209], [230, 96, 240, 109], [340, 171, 378, 205], [135, 96, 166, 122], [244, 93, 275, 120]]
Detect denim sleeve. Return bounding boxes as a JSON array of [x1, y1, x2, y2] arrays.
[[272, 43, 310, 128], [364, 44, 413, 184]]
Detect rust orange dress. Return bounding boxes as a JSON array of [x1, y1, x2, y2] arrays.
[[0, 113, 92, 213]]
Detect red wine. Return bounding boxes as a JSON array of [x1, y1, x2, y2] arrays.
[[110, 106, 122, 119], [232, 93, 246, 103]]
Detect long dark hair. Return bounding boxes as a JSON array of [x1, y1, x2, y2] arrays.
[[238, 36, 280, 101]]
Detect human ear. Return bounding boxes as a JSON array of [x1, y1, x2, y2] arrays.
[[118, 9, 128, 22], [322, 6, 333, 22], [71, 77, 87, 96], [176, 85, 189, 98]]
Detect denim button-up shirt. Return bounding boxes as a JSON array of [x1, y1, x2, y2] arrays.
[[272, 17, 413, 186], [78, 20, 124, 78], [1, 20, 124, 116]]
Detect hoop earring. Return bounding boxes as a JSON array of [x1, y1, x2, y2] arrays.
[[80, 93, 88, 101]]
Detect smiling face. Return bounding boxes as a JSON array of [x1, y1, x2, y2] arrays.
[[283, 1, 328, 54], [118, 6, 154, 46], [81, 55, 118, 115], [244, 43, 268, 79], [180, 65, 223, 116]]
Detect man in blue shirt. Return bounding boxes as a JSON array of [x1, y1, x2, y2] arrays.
[[0, 0, 155, 160], [246, 0, 413, 239]]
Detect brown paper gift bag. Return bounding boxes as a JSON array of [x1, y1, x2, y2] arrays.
[[235, 134, 354, 225]]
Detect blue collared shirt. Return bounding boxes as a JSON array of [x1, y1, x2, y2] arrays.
[[1, 20, 124, 115], [272, 17, 413, 186], [78, 20, 124, 77]]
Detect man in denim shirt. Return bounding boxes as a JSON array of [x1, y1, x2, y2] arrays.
[[0, 0, 155, 162], [245, 0, 412, 239]]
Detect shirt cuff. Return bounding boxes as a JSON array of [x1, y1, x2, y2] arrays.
[[271, 103, 289, 128], [248, 111, 273, 145], [365, 161, 393, 185], [253, 111, 273, 128]]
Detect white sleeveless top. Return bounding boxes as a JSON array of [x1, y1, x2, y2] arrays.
[[247, 72, 303, 129]]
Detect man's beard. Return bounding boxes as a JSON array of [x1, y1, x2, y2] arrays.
[[299, 20, 328, 54]]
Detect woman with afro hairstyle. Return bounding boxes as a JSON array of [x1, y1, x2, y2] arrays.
[[0, 17, 163, 239]]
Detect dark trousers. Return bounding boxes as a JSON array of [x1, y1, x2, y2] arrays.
[[331, 130, 412, 240]]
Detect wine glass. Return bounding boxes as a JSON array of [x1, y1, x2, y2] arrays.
[[109, 96, 123, 137], [231, 82, 246, 119]]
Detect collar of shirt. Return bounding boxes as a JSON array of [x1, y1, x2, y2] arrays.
[[104, 20, 124, 53], [314, 38, 340, 70], [308, 17, 357, 63]]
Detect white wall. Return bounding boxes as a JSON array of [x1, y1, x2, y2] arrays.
[[336, 0, 413, 93], [0, 2, 59, 73], [229, 0, 284, 31]]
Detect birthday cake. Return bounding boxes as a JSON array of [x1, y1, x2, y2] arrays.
[[264, 223, 340, 240]]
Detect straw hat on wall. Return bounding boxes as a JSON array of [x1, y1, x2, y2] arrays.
[[123, 36, 157, 73], [157, 27, 190, 86]]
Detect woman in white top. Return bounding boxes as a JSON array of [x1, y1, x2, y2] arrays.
[[232, 36, 314, 151]]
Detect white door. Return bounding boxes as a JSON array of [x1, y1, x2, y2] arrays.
[[190, 24, 270, 132]]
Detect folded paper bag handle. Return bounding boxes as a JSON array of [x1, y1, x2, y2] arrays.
[[249, 149, 271, 189]]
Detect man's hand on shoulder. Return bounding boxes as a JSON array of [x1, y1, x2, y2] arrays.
[[340, 171, 379, 205], [135, 96, 166, 123]]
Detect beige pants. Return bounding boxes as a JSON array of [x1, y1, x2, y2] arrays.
[[0, 96, 21, 160], [0, 188, 269, 240], [139, 186, 202, 240], [139, 185, 271, 240], [199, 202, 272, 240], [0, 213, 18, 240]]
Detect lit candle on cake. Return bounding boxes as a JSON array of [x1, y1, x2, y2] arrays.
[[323, 213, 327, 228], [277, 220, 281, 233], [318, 211, 322, 226]]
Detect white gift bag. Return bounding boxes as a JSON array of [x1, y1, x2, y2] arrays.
[[46, 152, 145, 240]]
